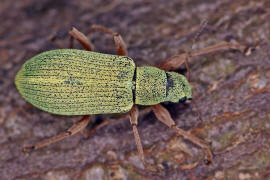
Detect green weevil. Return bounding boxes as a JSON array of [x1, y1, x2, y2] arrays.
[[15, 49, 191, 115], [16, 25, 246, 169]]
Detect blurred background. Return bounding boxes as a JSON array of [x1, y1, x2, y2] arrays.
[[0, 0, 270, 179]]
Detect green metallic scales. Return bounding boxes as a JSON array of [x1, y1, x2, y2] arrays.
[[15, 49, 135, 115], [135, 66, 167, 105], [166, 72, 192, 102], [15, 49, 192, 115]]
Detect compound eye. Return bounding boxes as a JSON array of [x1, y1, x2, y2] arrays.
[[179, 96, 187, 103]]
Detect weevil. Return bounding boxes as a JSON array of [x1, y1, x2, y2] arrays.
[[15, 25, 247, 169]]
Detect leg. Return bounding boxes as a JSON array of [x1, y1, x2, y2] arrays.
[[85, 107, 152, 137], [48, 28, 94, 50], [129, 105, 146, 166], [151, 104, 213, 164], [23, 115, 91, 153], [90, 25, 128, 56], [69, 27, 94, 51], [128, 106, 156, 171], [69, 25, 127, 56], [158, 41, 247, 71]]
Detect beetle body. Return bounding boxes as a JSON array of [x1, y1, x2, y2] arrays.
[[15, 49, 191, 115]]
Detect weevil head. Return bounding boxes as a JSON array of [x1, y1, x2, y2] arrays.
[[165, 72, 192, 103]]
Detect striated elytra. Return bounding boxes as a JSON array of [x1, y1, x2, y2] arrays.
[[15, 49, 192, 115]]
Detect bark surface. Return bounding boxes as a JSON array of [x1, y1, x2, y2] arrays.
[[0, 0, 270, 179]]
